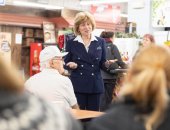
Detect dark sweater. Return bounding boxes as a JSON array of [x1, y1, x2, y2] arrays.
[[88, 97, 170, 130], [101, 38, 127, 79], [0, 91, 82, 130]]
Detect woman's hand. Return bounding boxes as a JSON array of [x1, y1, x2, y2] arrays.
[[66, 62, 78, 69], [105, 59, 118, 68], [108, 59, 118, 64]]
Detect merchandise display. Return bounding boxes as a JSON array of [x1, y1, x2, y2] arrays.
[[29, 43, 42, 76]]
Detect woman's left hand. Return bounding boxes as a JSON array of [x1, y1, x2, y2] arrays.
[[66, 62, 78, 69]]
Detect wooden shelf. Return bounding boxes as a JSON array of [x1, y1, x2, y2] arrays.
[[34, 37, 43, 39], [22, 45, 30, 49], [23, 37, 34, 39], [23, 37, 43, 39]]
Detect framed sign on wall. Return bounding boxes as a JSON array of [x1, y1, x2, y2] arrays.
[[43, 22, 56, 44], [152, 0, 170, 27]]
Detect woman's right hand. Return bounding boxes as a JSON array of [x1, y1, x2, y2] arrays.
[[66, 62, 78, 69]]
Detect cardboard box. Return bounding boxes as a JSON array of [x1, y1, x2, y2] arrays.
[[25, 29, 34, 37], [34, 29, 43, 38], [23, 38, 35, 46]]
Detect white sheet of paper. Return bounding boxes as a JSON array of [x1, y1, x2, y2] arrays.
[[15, 34, 22, 44]]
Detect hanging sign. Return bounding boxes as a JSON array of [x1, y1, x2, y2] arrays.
[[90, 4, 121, 23]]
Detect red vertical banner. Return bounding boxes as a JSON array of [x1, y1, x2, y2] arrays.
[[58, 34, 65, 50], [30, 43, 42, 76]]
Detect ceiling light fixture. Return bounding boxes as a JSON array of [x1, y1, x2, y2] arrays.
[[120, 13, 128, 18], [80, 0, 129, 5], [13, 0, 64, 10], [0, 0, 5, 6]]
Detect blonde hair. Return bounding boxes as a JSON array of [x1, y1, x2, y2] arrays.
[[0, 55, 24, 92], [73, 11, 96, 36], [120, 45, 170, 130]]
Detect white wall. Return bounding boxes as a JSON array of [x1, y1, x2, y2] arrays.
[[128, 0, 164, 37]]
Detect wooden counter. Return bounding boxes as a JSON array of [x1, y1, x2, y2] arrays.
[[71, 109, 104, 120]]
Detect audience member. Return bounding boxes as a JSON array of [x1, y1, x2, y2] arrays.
[[142, 34, 155, 47], [134, 34, 155, 60], [88, 45, 170, 130], [25, 46, 79, 109], [0, 54, 82, 130]]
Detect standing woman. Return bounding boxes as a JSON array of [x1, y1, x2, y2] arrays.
[[64, 11, 107, 111], [100, 31, 127, 111]]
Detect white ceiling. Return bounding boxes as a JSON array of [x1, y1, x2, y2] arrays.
[[5, 0, 88, 10], [5, 0, 128, 13]]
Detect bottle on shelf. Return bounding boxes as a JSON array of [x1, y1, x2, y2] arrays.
[[31, 50, 40, 75]]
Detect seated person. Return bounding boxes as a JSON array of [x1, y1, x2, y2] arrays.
[[0, 53, 82, 130], [88, 45, 170, 130], [25, 46, 79, 109], [142, 34, 155, 47], [134, 34, 156, 60]]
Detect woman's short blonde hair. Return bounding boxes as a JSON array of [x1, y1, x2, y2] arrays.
[[73, 11, 96, 36]]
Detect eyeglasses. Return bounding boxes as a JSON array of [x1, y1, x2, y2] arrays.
[[52, 56, 63, 61]]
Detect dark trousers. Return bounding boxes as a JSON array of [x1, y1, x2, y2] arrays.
[[75, 93, 101, 111], [100, 79, 116, 111]]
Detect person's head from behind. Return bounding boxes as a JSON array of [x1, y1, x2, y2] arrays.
[[0, 55, 24, 93], [74, 11, 96, 36], [120, 45, 170, 130], [142, 34, 155, 47], [100, 31, 115, 42], [39, 46, 68, 73]]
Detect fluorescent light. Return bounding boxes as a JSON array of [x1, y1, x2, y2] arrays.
[[0, 0, 5, 6], [80, 0, 129, 5], [120, 13, 128, 18], [13, 1, 63, 10]]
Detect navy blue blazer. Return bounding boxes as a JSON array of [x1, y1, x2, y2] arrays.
[[64, 36, 106, 94]]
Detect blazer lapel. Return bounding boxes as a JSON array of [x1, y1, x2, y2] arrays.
[[74, 41, 93, 64], [88, 40, 101, 61]]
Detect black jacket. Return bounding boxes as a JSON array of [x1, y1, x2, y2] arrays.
[[64, 36, 106, 93], [101, 39, 127, 79], [88, 97, 170, 130]]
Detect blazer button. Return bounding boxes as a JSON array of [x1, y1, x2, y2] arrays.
[[91, 73, 94, 76], [78, 57, 80, 60], [96, 58, 99, 60], [81, 65, 84, 67], [80, 73, 83, 75], [92, 65, 94, 67]]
